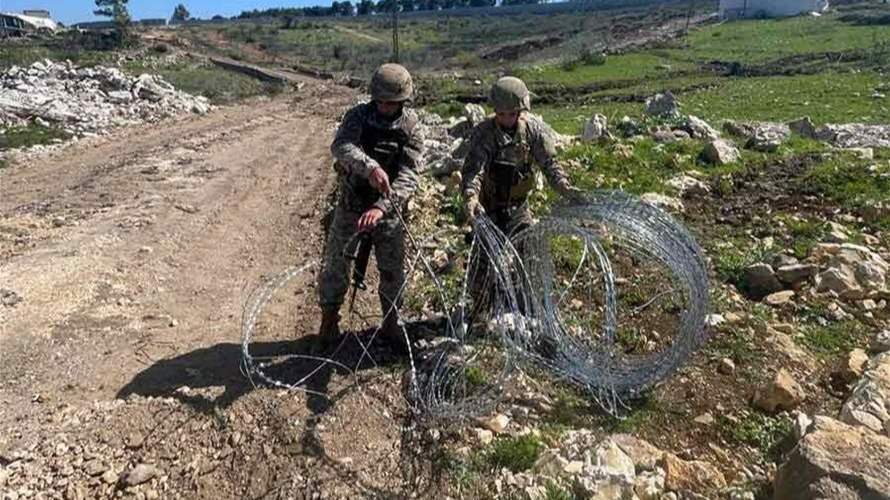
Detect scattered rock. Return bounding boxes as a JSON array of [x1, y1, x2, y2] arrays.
[[776, 263, 818, 286], [740, 263, 784, 300], [640, 193, 684, 213], [462, 103, 486, 127], [815, 123, 890, 149], [661, 453, 727, 493], [787, 116, 817, 139], [479, 414, 510, 434], [792, 411, 813, 440], [666, 175, 710, 198], [473, 428, 494, 445], [840, 351, 890, 434], [644, 91, 680, 118], [834, 348, 869, 385], [702, 138, 741, 165], [872, 330, 890, 354], [611, 434, 665, 472], [774, 416, 890, 499], [634, 469, 666, 500], [764, 290, 795, 307], [723, 120, 790, 152], [825, 221, 851, 243], [753, 368, 806, 413], [812, 243, 888, 299], [683, 115, 720, 141], [0, 60, 211, 142], [843, 147, 874, 160], [718, 357, 736, 375], [694, 412, 715, 425], [594, 440, 635, 479], [582, 113, 612, 142], [122, 463, 159, 486], [1, 288, 23, 307]]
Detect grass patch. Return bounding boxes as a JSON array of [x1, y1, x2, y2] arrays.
[[556, 138, 702, 197], [484, 434, 545, 473], [0, 123, 71, 151], [798, 319, 868, 356], [718, 412, 793, 463], [806, 152, 890, 210]]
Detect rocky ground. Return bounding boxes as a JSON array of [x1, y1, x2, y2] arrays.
[[1, 59, 890, 500]]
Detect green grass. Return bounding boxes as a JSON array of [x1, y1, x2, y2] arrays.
[[798, 320, 868, 356], [683, 71, 890, 125], [718, 412, 793, 463], [518, 52, 693, 88], [484, 434, 545, 473], [0, 123, 71, 151], [680, 14, 890, 64], [806, 152, 890, 210], [123, 62, 282, 105], [555, 138, 703, 197]]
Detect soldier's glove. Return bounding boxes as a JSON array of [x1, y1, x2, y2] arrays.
[[466, 198, 485, 219]]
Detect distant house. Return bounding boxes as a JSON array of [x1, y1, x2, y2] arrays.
[[22, 9, 51, 18], [0, 11, 60, 36], [719, 0, 830, 19]]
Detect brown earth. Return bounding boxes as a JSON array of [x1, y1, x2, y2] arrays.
[[0, 79, 446, 499]]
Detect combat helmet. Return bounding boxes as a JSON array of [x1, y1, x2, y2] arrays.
[[370, 63, 413, 102], [489, 76, 530, 112]]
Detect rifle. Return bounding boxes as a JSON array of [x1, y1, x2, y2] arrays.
[[347, 232, 373, 311]]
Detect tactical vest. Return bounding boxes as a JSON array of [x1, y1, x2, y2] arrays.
[[484, 118, 535, 211], [352, 120, 407, 209]]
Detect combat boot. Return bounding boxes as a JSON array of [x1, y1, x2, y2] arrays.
[[380, 313, 409, 355], [318, 308, 341, 340]]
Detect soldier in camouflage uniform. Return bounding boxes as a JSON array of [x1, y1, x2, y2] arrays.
[[462, 76, 581, 236], [318, 63, 424, 352], [461, 77, 582, 318]]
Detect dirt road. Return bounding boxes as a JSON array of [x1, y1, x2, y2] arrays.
[[1, 81, 433, 498]]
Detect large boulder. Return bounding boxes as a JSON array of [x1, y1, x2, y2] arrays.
[[683, 115, 720, 141], [582, 113, 612, 142], [753, 368, 806, 413], [644, 91, 680, 118], [723, 120, 790, 152], [740, 263, 784, 300], [702, 138, 741, 165], [774, 416, 890, 499], [811, 243, 889, 299]]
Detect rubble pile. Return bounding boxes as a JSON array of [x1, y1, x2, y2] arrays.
[[0, 59, 211, 138]]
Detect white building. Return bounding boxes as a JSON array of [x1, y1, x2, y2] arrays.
[[0, 11, 60, 35], [719, 0, 830, 20]]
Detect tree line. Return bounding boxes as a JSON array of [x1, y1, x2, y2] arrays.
[[236, 0, 547, 19]]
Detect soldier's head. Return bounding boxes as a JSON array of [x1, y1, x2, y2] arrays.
[[370, 63, 413, 118], [489, 76, 530, 129]]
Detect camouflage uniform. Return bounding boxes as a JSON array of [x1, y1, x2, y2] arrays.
[[319, 102, 424, 320], [461, 113, 574, 236]]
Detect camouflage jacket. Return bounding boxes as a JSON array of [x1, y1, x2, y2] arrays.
[[331, 102, 424, 215], [461, 113, 572, 211]]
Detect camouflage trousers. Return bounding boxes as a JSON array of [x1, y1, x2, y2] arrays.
[[318, 205, 406, 320], [468, 202, 534, 321]]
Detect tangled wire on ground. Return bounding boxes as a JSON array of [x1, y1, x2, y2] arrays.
[[241, 190, 710, 420]]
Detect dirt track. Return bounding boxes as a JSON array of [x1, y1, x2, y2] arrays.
[[0, 81, 436, 498]]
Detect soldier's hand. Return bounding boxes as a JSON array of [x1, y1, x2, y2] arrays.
[[357, 208, 384, 232], [466, 198, 484, 219], [368, 167, 391, 195]]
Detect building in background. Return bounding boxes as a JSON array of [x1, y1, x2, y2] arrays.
[[719, 0, 830, 19], [0, 11, 60, 36]]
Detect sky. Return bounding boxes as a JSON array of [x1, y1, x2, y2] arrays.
[[0, 0, 329, 24]]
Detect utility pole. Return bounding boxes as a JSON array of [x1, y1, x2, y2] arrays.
[[684, 0, 695, 35], [392, 6, 400, 63]]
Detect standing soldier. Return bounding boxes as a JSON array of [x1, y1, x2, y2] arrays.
[[461, 76, 582, 320], [461, 76, 582, 237], [318, 63, 423, 353]]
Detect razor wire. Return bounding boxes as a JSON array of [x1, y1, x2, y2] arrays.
[[240, 189, 709, 420]]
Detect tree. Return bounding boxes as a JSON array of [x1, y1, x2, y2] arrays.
[[469, 0, 494, 7], [357, 0, 375, 15], [171, 3, 191, 23], [94, 0, 131, 43]]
